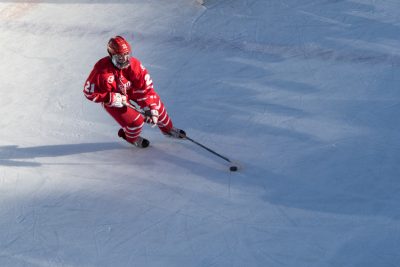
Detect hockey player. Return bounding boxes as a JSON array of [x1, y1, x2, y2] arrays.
[[83, 35, 185, 148]]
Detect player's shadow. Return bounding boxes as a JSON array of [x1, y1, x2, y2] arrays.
[[0, 0, 127, 2], [0, 142, 123, 167]]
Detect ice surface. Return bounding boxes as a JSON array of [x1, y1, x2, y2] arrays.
[[1, 0, 400, 266]]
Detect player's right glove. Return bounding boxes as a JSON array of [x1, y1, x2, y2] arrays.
[[107, 92, 127, 108], [143, 107, 159, 125]]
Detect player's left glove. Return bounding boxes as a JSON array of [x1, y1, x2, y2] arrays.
[[143, 107, 159, 125], [107, 92, 127, 108]]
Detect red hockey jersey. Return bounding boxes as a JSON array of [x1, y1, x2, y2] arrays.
[[83, 56, 159, 108]]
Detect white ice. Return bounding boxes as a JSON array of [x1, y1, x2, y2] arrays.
[[1, 0, 400, 266]]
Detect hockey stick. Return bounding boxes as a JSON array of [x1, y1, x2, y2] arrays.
[[124, 102, 156, 127], [183, 135, 230, 162], [124, 102, 238, 171], [124, 102, 144, 115], [182, 135, 238, 171]]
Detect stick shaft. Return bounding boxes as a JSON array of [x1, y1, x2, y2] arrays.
[[184, 136, 232, 163], [125, 102, 144, 115]]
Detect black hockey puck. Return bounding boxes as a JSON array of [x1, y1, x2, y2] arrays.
[[230, 166, 238, 172]]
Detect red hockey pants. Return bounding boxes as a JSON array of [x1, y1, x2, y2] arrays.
[[103, 99, 174, 143]]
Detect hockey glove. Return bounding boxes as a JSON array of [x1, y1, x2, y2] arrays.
[[108, 92, 127, 108], [143, 107, 159, 125]]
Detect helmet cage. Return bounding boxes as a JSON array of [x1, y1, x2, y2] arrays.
[[107, 36, 131, 69], [111, 53, 130, 69]]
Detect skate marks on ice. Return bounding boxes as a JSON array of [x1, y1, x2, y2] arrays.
[[0, 19, 114, 38], [169, 0, 400, 221], [184, 0, 400, 66]]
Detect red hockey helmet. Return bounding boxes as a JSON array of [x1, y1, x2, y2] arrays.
[[107, 36, 131, 69]]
